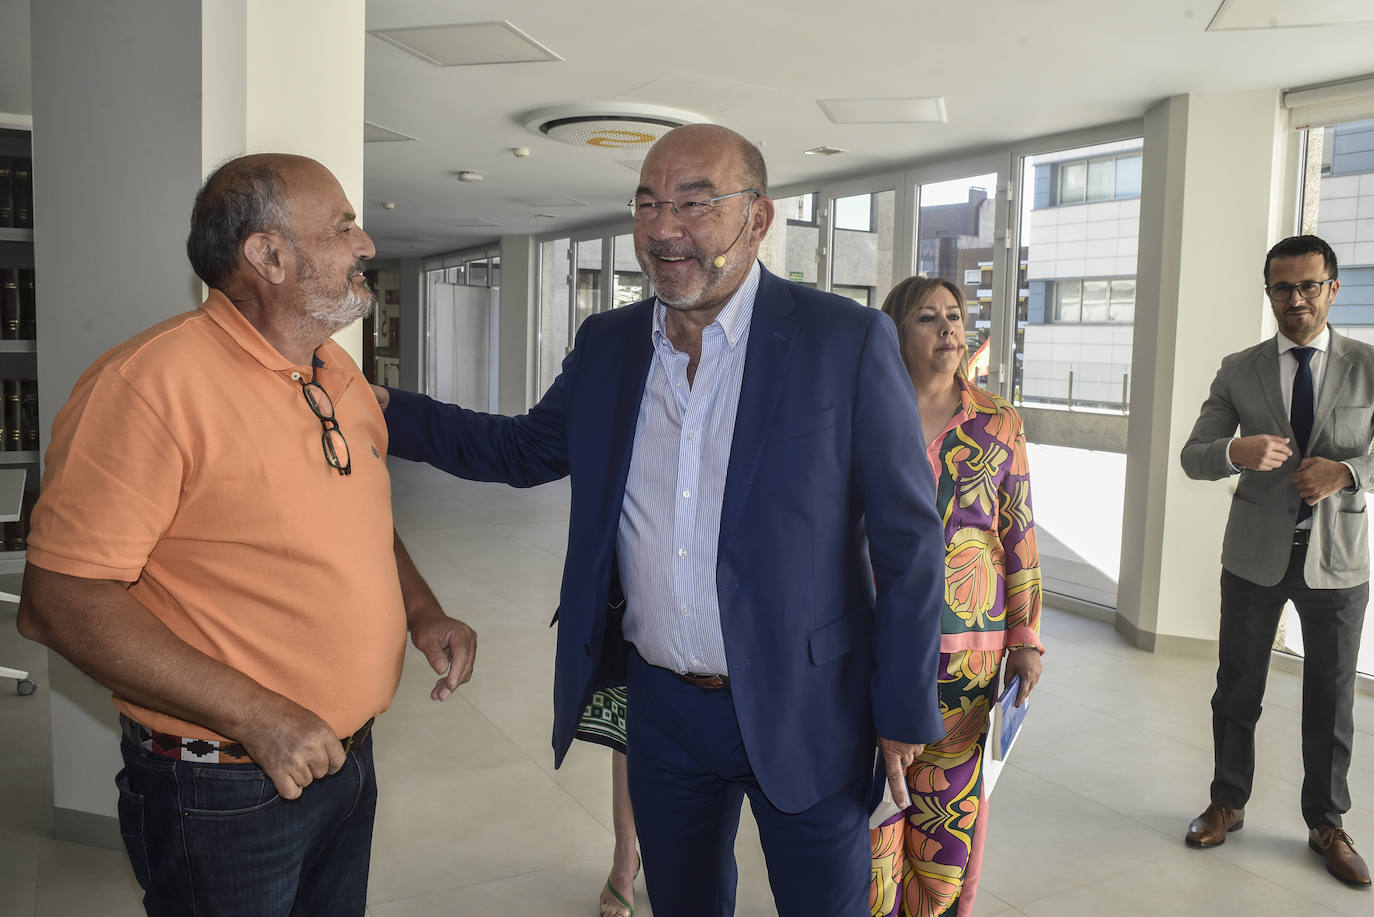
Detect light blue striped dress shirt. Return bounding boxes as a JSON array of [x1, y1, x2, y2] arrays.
[[617, 261, 762, 675]]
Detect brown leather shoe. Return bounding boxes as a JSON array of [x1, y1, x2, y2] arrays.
[[1309, 826, 1372, 887], [1185, 802, 1244, 847]]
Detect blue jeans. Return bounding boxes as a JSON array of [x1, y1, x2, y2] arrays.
[[116, 734, 377, 916]]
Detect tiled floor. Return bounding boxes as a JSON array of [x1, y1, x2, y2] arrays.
[[1, 459, 1371, 915]]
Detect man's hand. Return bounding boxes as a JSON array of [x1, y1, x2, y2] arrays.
[[236, 694, 345, 801], [1229, 434, 1291, 471], [1003, 647, 1042, 707], [1293, 456, 1354, 505], [878, 736, 925, 809], [410, 611, 477, 701], [371, 384, 390, 412], [393, 532, 476, 700]]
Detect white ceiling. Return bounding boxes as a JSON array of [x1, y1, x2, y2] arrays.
[[4, 1, 1374, 257]]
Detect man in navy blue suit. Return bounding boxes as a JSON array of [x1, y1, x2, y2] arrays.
[[379, 124, 945, 916]]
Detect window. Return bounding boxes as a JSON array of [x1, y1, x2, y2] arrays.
[[783, 192, 817, 224], [832, 284, 873, 307], [1052, 278, 1135, 323], [1059, 162, 1086, 204], [761, 192, 820, 284], [834, 193, 873, 232], [1296, 115, 1374, 676], [1055, 153, 1143, 205]]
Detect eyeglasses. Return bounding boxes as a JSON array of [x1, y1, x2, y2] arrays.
[[627, 189, 759, 222], [295, 373, 351, 476], [1265, 279, 1335, 302]]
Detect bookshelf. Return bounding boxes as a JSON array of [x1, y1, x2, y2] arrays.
[[0, 127, 36, 574]]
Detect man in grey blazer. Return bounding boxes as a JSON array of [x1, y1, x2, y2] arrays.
[[1180, 234, 1371, 887]]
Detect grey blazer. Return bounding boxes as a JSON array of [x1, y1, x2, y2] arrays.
[[1180, 329, 1374, 588]]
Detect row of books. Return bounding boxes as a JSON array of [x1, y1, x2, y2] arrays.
[[4, 489, 37, 552], [0, 156, 34, 229], [2, 379, 38, 451], [1, 270, 36, 340]]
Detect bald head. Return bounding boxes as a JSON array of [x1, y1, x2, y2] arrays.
[[646, 124, 767, 197], [187, 153, 324, 289]]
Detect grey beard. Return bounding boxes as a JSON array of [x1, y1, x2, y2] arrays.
[[305, 284, 375, 333]]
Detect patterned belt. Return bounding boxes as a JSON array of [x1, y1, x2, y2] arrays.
[[120, 714, 375, 764], [676, 672, 730, 689]]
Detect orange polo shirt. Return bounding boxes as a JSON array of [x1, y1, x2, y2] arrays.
[[27, 291, 406, 741]]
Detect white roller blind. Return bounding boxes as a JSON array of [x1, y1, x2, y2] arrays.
[[1284, 75, 1374, 130]]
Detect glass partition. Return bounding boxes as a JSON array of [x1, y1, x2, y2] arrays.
[[573, 238, 604, 333], [1289, 116, 1374, 675], [612, 233, 646, 308]]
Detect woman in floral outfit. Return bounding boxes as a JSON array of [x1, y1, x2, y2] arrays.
[[869, 276, 1045, 917]]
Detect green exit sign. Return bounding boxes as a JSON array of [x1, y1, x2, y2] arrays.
[[789, 271, 804, 282]]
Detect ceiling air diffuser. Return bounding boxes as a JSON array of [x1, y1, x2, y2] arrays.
[[524, 104, 708, 151]]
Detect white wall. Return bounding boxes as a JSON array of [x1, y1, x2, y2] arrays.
[[1118, 90, 1290, 651]]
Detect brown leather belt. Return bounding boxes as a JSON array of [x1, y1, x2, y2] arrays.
[[676, 672, 730, 689], [120, 714, 374, 764]]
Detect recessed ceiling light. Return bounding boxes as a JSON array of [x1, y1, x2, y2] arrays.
[[369, 21, 561, 67], [381, 202, 396, 210], [804, 146, 847, 156], [534, 213, 558, 219], [817, 97, 947, 124], [456, 171, 483, 183]]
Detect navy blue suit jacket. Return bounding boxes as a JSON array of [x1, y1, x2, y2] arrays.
[[386, 266, 945, 813]]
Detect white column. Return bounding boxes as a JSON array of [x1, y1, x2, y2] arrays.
[[1117, 90, 1291, 653], [30, 0, 365, 847], [499, 235, 537, 412]]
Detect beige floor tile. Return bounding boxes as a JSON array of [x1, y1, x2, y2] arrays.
[[974, 767, 1178, 907], [368, 856, 653, 917], [365, 759, 612, 907], [1208, 804, 1374, 916], [0, 827, 39, 917], [32, 838, 144, 917], [1018, 849, 1344, 917], [967, 887, 1021, 917]]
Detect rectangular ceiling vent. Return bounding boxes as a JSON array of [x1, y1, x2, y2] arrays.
[[369, 21, 561, 67], [364, 121, 418, 143], [502, 194, 589, 208], [1207, 0, 1374, 31], [817, 97, 947, 125]]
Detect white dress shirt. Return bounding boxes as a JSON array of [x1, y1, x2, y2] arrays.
[[616, 261, 761, 675]]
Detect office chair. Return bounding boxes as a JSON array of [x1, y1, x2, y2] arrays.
[[0, 590, 36, 695]]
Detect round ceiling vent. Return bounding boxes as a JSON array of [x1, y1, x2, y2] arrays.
[[524, 103, 708, 151]]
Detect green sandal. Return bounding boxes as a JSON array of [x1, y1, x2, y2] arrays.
[[602, 878, 633, 917]]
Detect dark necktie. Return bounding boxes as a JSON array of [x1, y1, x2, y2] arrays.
[[1291, 346, 1315, 523]]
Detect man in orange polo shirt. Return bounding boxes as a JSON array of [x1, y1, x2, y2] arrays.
[[16, 153, 476, 917]]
